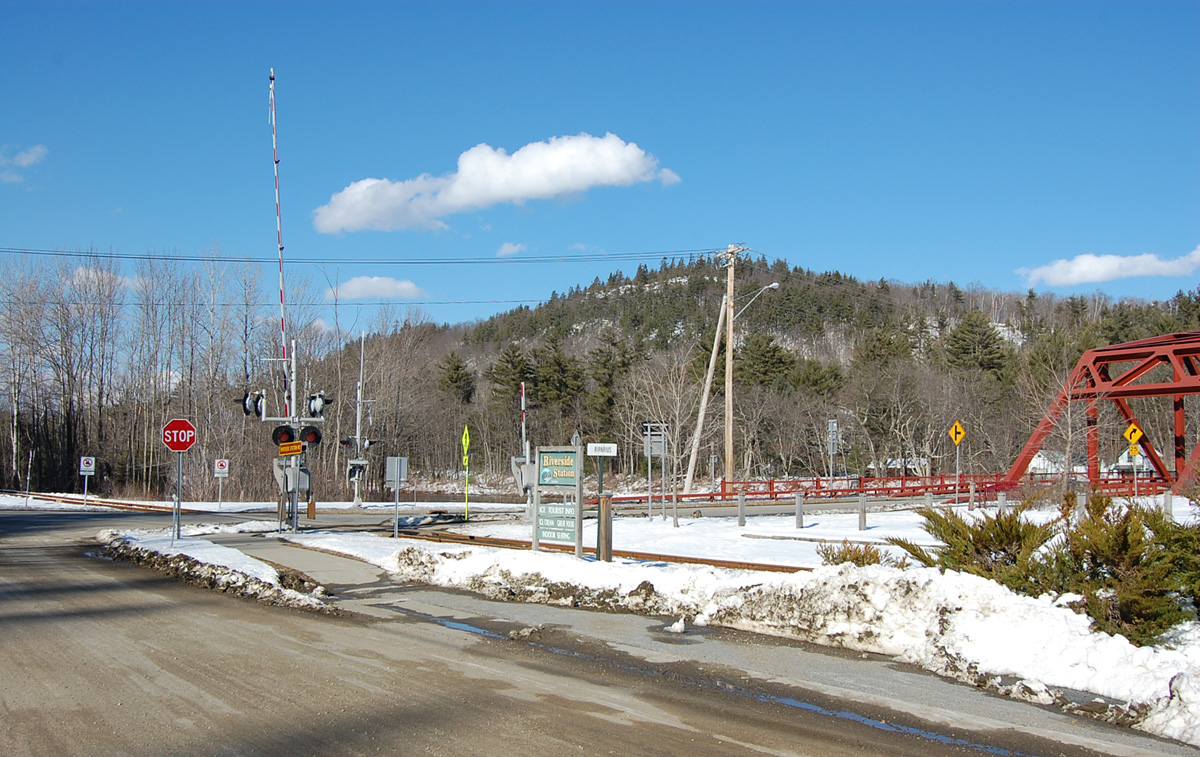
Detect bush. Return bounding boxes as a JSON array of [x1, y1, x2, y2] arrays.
[[816, 539, 908, 568], [886, 505, 1058, 595], [1044, 495, 1190, 645]]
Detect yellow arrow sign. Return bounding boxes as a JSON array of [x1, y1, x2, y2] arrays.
[[948, 421, 966, 447], [462, 425, 470, 455], [1124, 423, 1143, 445]]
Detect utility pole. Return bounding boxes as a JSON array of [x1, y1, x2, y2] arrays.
[[722, 244, 747, 488], [352, 332, 366, 506], [683, 295, 726, 494]]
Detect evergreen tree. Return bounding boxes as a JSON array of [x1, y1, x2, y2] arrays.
[[437, 351, 476, 404], [485, 344, 531, 410], [735, 333, 795, 388], [944, 310, 1008, 373]]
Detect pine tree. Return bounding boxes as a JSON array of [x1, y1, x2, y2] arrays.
[[944, 309, 1008, 373], [437, 351, 476, 404]]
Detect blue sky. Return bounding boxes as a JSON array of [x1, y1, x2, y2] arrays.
[[2, 1, 1198, 328]]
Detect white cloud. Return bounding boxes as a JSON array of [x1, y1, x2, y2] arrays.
[[325, 276, 426, 301], [1017, 246, 1200, 287], [0, 144, 48, 184], [71, 266, 136, 292], [313, 133, 679, 233], [497, 242, 525, 257], [13, 145, 48, 167]]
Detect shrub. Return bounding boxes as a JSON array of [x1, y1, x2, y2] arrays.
[[1044, 494, 1190, 645], [886, 505, 1058, 595], [816, 539, 908, 568]]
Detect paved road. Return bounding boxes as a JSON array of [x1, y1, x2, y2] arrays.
[[1, 510, 1196, 756]]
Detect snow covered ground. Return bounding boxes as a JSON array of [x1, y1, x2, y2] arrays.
[[66, 492, 1200, 746]]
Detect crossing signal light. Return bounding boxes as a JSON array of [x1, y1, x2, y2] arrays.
[[299, 426, 322, 445], [272, 426, 295, 445], [307, 391, 331, 417], [242, 390, 264, 417]]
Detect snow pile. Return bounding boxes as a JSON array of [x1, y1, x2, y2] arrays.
[[278, 530, 1200, 745], [98, 524, 327, 610]]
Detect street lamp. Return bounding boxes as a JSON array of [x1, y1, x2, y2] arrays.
[[683, 281, 780, 494]]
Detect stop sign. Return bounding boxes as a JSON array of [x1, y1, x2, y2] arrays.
[[162, 418, 197, 452]]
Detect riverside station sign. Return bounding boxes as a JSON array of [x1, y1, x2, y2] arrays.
[[532, 445, 584, 557]]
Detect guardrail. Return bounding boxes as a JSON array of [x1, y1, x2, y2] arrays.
[[597, 472, 1172, 508]]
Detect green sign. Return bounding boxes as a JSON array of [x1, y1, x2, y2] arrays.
[[537, 500, 577, 543], [538, 450, 579, 487]]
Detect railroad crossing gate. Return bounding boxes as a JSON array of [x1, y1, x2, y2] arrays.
[[1003, 330, 1200, 492]]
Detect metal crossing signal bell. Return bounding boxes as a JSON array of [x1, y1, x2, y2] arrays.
[[306, 391, 331, 417], [241, 390, 264, 418], [272, 425, 296, 445], [299, 426, 322, 445]]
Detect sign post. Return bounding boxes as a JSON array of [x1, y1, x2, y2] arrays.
[[162, 419, 197, 544], [79, 456, 95, 507], [948, 421, 966, 502], [1124, 423, 1144, 499], [462, 425, 471, 522], [213, 459, 229, 509], [386, 456, 409, 537], [588, 443, 617, 560]]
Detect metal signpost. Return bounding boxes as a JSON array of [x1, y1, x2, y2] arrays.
[[213, 458, 229, 509], [162, 418, 197, 545], [386, 456, 409, 537], [1125, 423, 1143, 498], [642, 422, 667, 518], [949, 420, 966, 501], [827, 419, 838, 482], [462, 425, 471, 522], [532, 445, 583, 557], [79, 456, 95, 507]]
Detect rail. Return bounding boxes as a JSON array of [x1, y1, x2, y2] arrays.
[[396, 529, 809, 573]]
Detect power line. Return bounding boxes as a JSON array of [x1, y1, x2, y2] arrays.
[[0, 245, 722, 267]]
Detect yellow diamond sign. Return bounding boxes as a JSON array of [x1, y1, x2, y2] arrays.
[[1123, 423, 1143, 445], [948, 421, 966, 447]]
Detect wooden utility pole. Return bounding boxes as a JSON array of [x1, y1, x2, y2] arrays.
[[722, 244, 747, 487]]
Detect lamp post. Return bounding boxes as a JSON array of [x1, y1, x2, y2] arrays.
[[684, 277, 778, 494]]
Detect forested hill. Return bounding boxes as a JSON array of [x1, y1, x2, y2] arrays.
[[463, 254, 1196, 364], [420, 253, 1200, 492]]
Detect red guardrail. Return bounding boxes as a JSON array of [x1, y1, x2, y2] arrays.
[[600, 472, 1171, 508]]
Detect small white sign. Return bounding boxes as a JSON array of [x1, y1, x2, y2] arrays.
[[79, 456, 95, 476], [214, 459, 230, 478], [587, 443, 617, 457]]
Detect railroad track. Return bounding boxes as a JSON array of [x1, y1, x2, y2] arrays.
[[396, 528, 810, 574], [12, 490, 811, 573], [8, 490, 206, 514]]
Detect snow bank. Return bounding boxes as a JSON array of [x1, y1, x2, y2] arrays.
[[97, 524, 328, 610]]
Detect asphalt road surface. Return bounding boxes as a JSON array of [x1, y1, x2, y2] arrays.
[[1, 509, 1196, 756]]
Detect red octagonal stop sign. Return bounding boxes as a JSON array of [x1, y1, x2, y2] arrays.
[[162, 418, 197, 452]]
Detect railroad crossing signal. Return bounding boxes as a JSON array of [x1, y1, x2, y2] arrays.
[[948, 420, 966, 447], [1123, 423, 1143, 445]]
